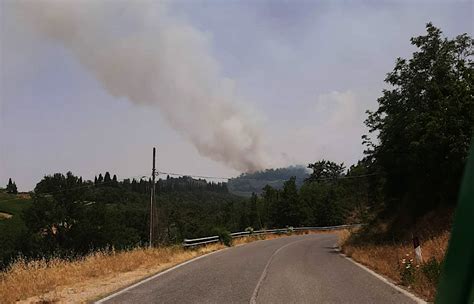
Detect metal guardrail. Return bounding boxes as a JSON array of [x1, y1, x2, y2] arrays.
[[183, 224, 363, 247]]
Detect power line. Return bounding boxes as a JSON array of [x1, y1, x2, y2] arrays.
[[157, 171, 232, 180], [311, 172, 380, 182], [157, 171, 380, 182]]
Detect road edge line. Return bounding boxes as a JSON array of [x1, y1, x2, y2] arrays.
[[95, 247, 230, 303], [95, 235, 301, 303], [340, 253, 427, 304]]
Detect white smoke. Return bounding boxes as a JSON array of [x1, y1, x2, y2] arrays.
[[13, 0, 267, 172]]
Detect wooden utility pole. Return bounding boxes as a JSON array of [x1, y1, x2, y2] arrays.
[[149, 147, 156, 247]]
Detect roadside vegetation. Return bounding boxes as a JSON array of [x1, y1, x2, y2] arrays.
[[340, 23, 473, 302], [341, 211, 451, 301]]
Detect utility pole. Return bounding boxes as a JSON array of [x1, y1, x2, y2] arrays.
[[149, 147, 156, 248]]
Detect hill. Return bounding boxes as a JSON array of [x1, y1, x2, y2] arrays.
[[227, 166, 309, 197]]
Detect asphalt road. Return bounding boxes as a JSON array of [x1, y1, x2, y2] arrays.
[[99, 233, 418, 304]]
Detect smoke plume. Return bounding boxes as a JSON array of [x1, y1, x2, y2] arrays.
[[14, 0, 267, 172]]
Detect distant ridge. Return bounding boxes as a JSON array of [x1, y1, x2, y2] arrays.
[[227, 166, 310, 197]]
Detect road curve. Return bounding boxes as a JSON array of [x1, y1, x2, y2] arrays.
[[99, 234, 418, 304]]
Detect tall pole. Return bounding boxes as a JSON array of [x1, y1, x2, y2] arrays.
[[150, 147, 156, 248]]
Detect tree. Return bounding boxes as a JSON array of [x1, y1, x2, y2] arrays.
[[364, 23, 473, 214], [104, 172, 111, 184], [272, 177, 302, 227], [97, 174, 104, 184], [6, 178, 18, 194], [306, 160, 345, 183], [261, 185, 278, 227], [248, 193, 260, 229]]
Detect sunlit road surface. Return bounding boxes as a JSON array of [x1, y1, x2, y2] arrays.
[[99, 234, 418, 304]]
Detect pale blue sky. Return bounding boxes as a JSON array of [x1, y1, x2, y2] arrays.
[[1, 0, 472, 190]]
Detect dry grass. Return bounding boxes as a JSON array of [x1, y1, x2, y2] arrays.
[[0, 244, 224, 304], [341, 230, 450, 302]]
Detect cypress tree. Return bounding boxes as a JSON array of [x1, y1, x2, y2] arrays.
[[104, 172, 111, 183], [6, 178, 12, 192], [6, 178, 18, 194]]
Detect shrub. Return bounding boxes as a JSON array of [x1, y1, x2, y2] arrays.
[[213, 229, 232, 247], [245, 227, 254, 234], [421, 257, 442, 285], [400, 254, 416, 285]]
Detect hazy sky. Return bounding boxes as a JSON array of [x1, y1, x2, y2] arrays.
[[1, 0, 472, 191]]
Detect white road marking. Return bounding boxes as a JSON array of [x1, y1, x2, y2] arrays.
[[249, 237, 316, 304], [95, 247, 231, 303], [340, 253, 427, 304]]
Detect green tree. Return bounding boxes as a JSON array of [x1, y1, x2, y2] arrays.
[[365, 23, 473, 214], [248, 193, 260, 229], [272, 177, 302, 227], [104, 172, 111, 184], [306, 160, 345, 183], [261, 185, 278, 227], [6, 178, 18, 194]]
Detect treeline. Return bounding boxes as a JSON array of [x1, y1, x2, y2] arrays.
[[234, 23, 474, 236], [237, 160, 373, 230], [227, 166, 309, 196], [0, 172, 245, 268], [35, 171, 228, 195], [1, 162, 373, 269], [362, 23, 473, 221]]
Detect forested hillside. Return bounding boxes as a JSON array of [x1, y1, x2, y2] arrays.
[[0, 173, 244, 269], [227, 166, 309, 196]]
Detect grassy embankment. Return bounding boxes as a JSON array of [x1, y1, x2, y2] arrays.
[[340, 209, 453, 302], [0, 229, 330, 303], [0, 191, 32, 225]]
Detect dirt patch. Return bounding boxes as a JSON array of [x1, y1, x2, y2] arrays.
[[0, 212, 12, 219]]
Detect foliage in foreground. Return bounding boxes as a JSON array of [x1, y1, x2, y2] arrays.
[[342, 229, 449, 302], [364, 23, 473, 217]]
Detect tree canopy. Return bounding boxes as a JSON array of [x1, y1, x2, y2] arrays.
[[365, 23, 473, 215], [6, 178, 18, 194]]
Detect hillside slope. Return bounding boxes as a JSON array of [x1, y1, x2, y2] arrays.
[[227, 166, 309, 197]]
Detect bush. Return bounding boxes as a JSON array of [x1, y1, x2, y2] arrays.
[[400, 254, 415, 285], [421, 257, 442, 285], [214, 228, 232, 247]]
